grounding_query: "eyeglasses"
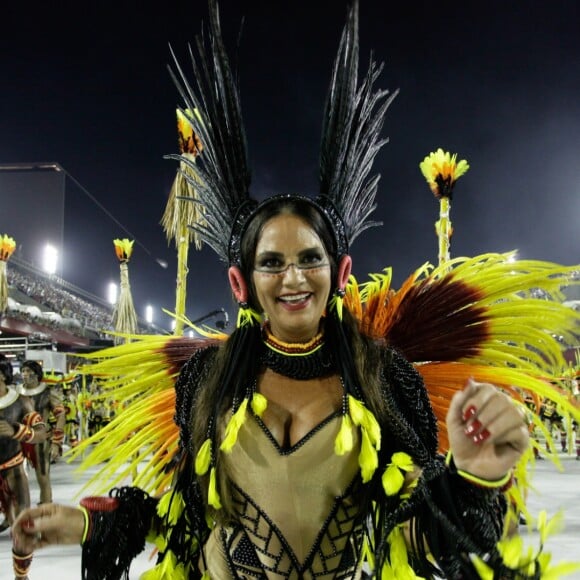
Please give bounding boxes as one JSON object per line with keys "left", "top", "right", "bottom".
{"left": 253, "top": 261, "right": 330, "bottom": 276}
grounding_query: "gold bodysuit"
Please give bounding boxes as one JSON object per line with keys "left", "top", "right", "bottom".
{"left": 204, "top": 413, "right": 363, "bottom": 579}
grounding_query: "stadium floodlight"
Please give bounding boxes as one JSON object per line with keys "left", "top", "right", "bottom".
{"left": 107, "top": 282, "right": 118, "bottom": 305}
{"left": 42, "top": 243, "right": 58, "bottom": 275}
{"left": 145, "top": 304, "right": 154, "bottom": 324}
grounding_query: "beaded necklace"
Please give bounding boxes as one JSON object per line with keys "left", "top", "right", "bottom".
{"left": 260, "top": 325, "right": 336, "bottom": 379}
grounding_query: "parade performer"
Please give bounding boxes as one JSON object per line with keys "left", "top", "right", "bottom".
{"left": 12, "top": 1, "right": 580, "bottom": 578}
{"left": 62, "top": 383, "right": 80, "bottom": 448}
{"left": 0, "top": 358, "right": 47, "bottom": 579}
{"left": 18, "top": 361, "right": 65, "bottom": 504}
{"left": 541, "top": 397, "right": 569, "bottom": 453}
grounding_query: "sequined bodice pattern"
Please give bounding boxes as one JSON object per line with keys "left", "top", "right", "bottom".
{"left": 205, "top": 414, "right": 364, "bottom": 579}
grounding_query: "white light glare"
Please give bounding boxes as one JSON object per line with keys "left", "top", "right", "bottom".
{"left": 145, "top": 304, "right": 154, "bottom": 324}
{"left": 107, "top": 282, "right": 118, "bottom": 305}
{"left": 42, "top": 244, "right": 58, "bottom": 275}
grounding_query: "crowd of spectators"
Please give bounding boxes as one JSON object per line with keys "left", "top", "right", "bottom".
{"left": 6, "top": 268, "right": 115, "bottom": 339}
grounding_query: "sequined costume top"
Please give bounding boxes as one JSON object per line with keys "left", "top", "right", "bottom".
{"left": 204, "top": 410, "right": 363, "bottom": 578}
{"left": 162, "top": 343, "right": 504, "bottom": 579}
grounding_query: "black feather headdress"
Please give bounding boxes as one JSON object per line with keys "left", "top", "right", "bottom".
{"left": 166, "top": 0, "right": 396, "bottom": 266}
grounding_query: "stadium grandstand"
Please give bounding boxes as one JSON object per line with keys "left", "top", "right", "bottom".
{"left": 1, "top": 255, "right": 160, "bottom": 352}
{"left": 1, "top": 255, "right": 229, "bottom": 359}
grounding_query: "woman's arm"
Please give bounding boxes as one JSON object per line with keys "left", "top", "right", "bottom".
{"left": 12, "top": 503, "right": 86, "bottom": 553}
{"left": 13, "top": 487, "right": 159, "bottom": 580}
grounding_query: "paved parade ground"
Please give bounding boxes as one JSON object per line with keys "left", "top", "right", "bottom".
{"left": 1, "top": 452, "right": 580, "bottom": 579}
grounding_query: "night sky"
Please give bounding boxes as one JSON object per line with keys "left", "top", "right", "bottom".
{"left": 1, "top": 1, "right": 579, "bottom": 331}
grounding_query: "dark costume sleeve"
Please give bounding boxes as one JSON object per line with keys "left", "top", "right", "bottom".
{"left": 375, "top": 346, "right": 515, "bottom": 579}
{"left": 380, "top": 347, "right": 439, "bottom": 461}
{"left": 81, "top": 346, "right": 218, "bottom": 580}
{"left": 81, "top": 487, "right": 159, "bottom": 580}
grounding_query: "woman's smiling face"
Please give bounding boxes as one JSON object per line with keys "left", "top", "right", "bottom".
{"left": 252, "top": 213, "right": 331, "bottom": 343}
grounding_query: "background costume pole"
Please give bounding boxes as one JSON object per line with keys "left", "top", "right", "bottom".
{"left": 112, "top": 238, "right": 138, "bottom": 341}
{"left": 161, "top": 108, "right": 204, "bottom": 336}
{"left": 420, "top": 148, "right": 469, "bottom": 268}
{"left": 0, "top": 234, "right": 16, "bottom": 314}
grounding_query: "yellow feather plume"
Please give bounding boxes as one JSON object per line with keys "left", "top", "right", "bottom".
{"left": 359, "top": 428, "right": 379, "bottom": 483}
{"left": 472, "top": 509, "right": 580, "bottom": 578}
{"left": 348, "top": 395, "right": 381, "bottom": 450}
{"left": 382, "top": 452, "right": 415, "bottom": 496}
{"left": 139, "top": 549, "right": 188, "bottom": 580}
{"left": 220, "top": 398, "right": 249, "bottom": 453}
{"left": 195, "top": 438, "right": 212, "bottom": 476}
{"left": 382, "top": 464, "right": 405, "bottom": 497}
{"left": 237, "top": 306, "right": 262, "bottom": 328}
{"left": 334, "top": 413, "right": 354, "bottom": 455}
{"left": 385, "top": 525, "right": 421, "bottom": 579}
{"left": 251, "top": 392, "right": 268, "bottom": 417}
{"left": 157, "top": 490, "right": 186, "bottom": 526}
{"left": 208, "top": 466, "right": 222, "bottom": 509}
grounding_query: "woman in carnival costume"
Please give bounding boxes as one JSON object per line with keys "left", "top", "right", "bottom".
{"left": 12, "top": 1, "right": 580, "bottom": 578}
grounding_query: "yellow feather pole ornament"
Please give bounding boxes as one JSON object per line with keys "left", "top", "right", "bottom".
{"left": 112, "top": 238, "right": 138, "bottom": 340}
{"left": 0, "top": 234, "right": 16, "bottom": 313}
{"left": 0, "top": 261, "right": 8, "bottom": 314}
{"left": 161, "top": 109, "right": 204, "bottom": 249}
{"left": 161, "top": 108, "right": 205, "bottom": 336}
{"left": 420, "top": 148, "right": 469, "bottom": 267}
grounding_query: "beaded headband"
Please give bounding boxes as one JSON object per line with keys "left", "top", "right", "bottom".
{"left": 165, "top": 0, "right": 397, "bottom": 268}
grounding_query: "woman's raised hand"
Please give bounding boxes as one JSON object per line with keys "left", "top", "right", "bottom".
{"left": 446, "top": 378, "right": 529, "bottom": 480}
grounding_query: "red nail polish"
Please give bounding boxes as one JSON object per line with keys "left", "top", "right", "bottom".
{"left": 463, "top": 405, "right": 477, "bottom": 421}
{"left": 472, "top": 429, "right": 491, "bottom": 444}
{"left": 464, "top": 419, "right": 482, "bottom": 436}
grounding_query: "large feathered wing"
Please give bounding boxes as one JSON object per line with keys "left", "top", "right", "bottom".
{"left": 67, "top": 332, "right": 226, "bottom": 496}
{"left": 70, "top": 252, "right": 579, "bottom": 498}
{"left": 345, "top": 252, "right": 580, "bottom": 451}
